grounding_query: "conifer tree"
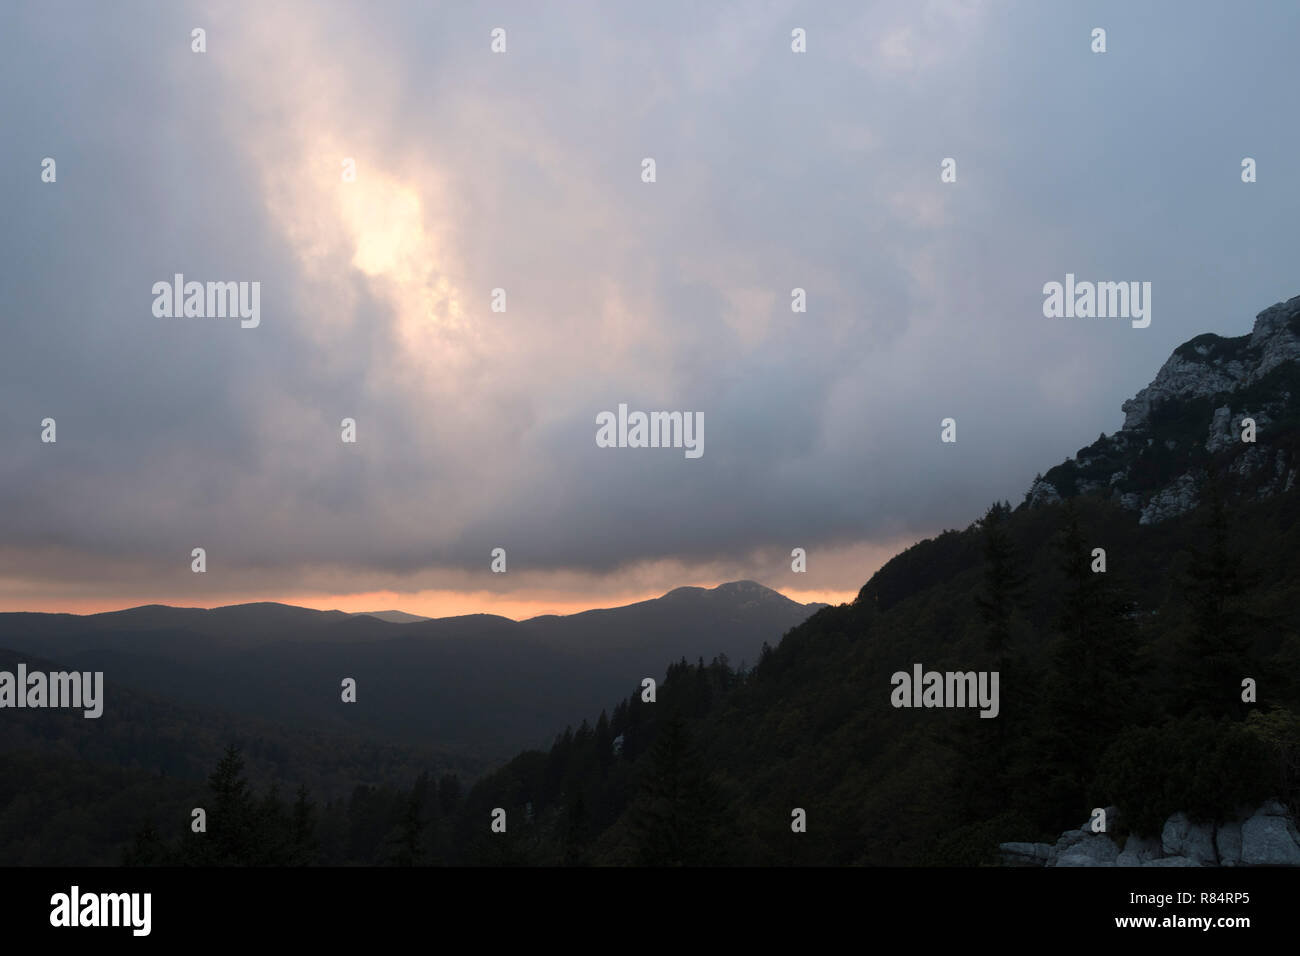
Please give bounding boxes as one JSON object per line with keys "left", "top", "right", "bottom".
{"left": 626, "top": 711, "right": 725, "bottom": 865}
{"left": 123, "top": 819, "right": 167, "bottom": 866}
{"left": 974, "top": 501, "right": 1026, "bottom": 664}
{"left": 594, "top": 711, "right": 613, "bottom": 773}
{"left": 955, "top": 502, "right": 1030, "bottom": 823}
{"left": 563, "top": 793, "right": 589, "bottom": 866}
{"left": 390, "top": 788, "right": 424, "bottom": 866}
{"left": 1179, "top": 475, "right": 1251, "bottom": 719}
{"left": 1041, "top": 501, "right": 1139, "bottom": 805}
{"left": 291, "top": 785, "right": 319, "bottom": 865}
{"left": 206, "top": 746, "right": 255, "bottom": 865}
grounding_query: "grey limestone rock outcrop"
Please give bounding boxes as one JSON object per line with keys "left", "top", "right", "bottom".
{"left": 1240, "top": 800, "right": 1300, "bottom": 866}
{"left": 1139, "top": 472, "right": 1200, "bottom": 526}
{"left": 1161, "top": 812, "right": 1217, "bottom": 865}
{"left": 999, "top": 842, "right": 1057, "bottom": 867}
{"left": 1216, "top": 821, "right": 1243, "bottom": 867}
{"left": 1024, "top": 293, "right": 1300, "bottom": 523}
{"left": 1056, "top": 833, "right": 1120, "bottom": 867}
{"left": 1001, "top": 801, "right": 1300, "bottom": 867}
{"left": 1025, "top": 477, "right": 1062, "bottom": 507}
{"left": 1121, "top": 295, "right": 1300, "bottom": 432}
{"left": 1115, "top": 834, "right": 1163, "bottom": 866}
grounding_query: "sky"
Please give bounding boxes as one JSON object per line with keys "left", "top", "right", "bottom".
{"left": 1, "top": 0, "right": 1298, "bottom": 618}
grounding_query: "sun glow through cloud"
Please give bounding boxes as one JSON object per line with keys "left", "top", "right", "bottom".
{"left": 339, "top": 173, "right": 465, "bottom": 335}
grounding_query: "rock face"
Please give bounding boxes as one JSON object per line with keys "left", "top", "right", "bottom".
{"left": 1024, "top": 293, "right": 1300, "bottom": 523}
{"left": 1000, "top": 801, "right": 1300, "bottom": 867}
{"left": 1000, "top": 842, "right": 1056, "bottom": 867}
{"left": 1116, "top": 834, "right": 1163, "bottom": 867}
{"left": 1161, "top": 812, "right": 1217, "bottom": 864}
{"left": 1139, "top": 472, "right": 1200, "bottom": 526}
{"left": 1216, "top": 821, "right": 1243, "bottom": 867}
{"left": 1024, "top": 477, "right": 1062, "bottom": 508}
{"left": 1057, "top": 833, "right": 1120, "bottom": 867}
{"left": 1240, "top": 801, "right": 1300, "bottom": 866}
{"left": 1121, "top": 296, "right": 1300, "bottom": 431}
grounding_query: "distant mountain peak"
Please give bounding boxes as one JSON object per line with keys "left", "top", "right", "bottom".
{"left": 665, "top": 580, "right": 764, "bottom": 595}
{"left": 714, "top": 579, "right": 769, "bottom": 593}
{"left": 661, "top": 580, "right": 793, "bottom": 604}
{"left": 1026, "top": 292, "right": 1300, "bottom": 524}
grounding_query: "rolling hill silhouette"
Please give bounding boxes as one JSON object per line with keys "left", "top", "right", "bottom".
{"left": 0, "top": 582, "right": 825, "bottom": 759}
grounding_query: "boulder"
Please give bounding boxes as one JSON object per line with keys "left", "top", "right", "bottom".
{"left": 1001, "top": 798, "right": 1300, "bottom": 869}
{"left": 1055, "top": 834, "right": 1119, "bottom": 867}
{"left": 1161, "top": 812, "right": 1218, "bottom": 865}
{"left": 1056, "top": 828, "right": 1089, "bottom": 851}
{"left": 1216, "top": 821, "right": 1243, "bottom": 867}
{"left": 1116, "top": 834, "right": 1163, "bottom": 867}
{"left": 1240, "top": 805, "right": 1300, "bottom": 866}
{"left": 999, "top": 842, "right": 1055, "bottom": 867}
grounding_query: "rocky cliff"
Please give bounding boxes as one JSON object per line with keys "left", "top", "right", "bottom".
{"left": 1026, "top": 293, "right": 1300, "bottom": 524}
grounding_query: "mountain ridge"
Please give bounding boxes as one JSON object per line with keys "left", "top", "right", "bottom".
{"left": 9, "top": 580, "right": 815, "bottom": 630}
{"left": 0, "top": 580, "right": 825, "bottom": 759}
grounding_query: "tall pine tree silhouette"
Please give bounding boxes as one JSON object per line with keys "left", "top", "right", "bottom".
{"left": 626, "top": 711, "right": 725, "bottom": 865}
{"left": 1040, "top": 500, "right": 1139, "bottom": 815}
{"left": 974, "top": 501, "right": 1026, "bottom": 665}
{"left": 1179, "top": 474, "right": 1251, "bottom": 719}
{"left": 954, "top": 502, "right": 1031, "bottom": 824}
{"left": 186, "top": 746, "right": 256, "bottom": 865}
{"left": 291, "top": 785, "right": 319, "bottom": 865}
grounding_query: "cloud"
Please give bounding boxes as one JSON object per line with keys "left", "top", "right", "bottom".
{"left": 2, "top": 1, "right": 1298, "bottom": 612}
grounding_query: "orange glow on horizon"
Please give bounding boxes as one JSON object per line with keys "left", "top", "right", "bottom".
{"left": 0, "top": 585, "right": 859, "bottom": 621}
